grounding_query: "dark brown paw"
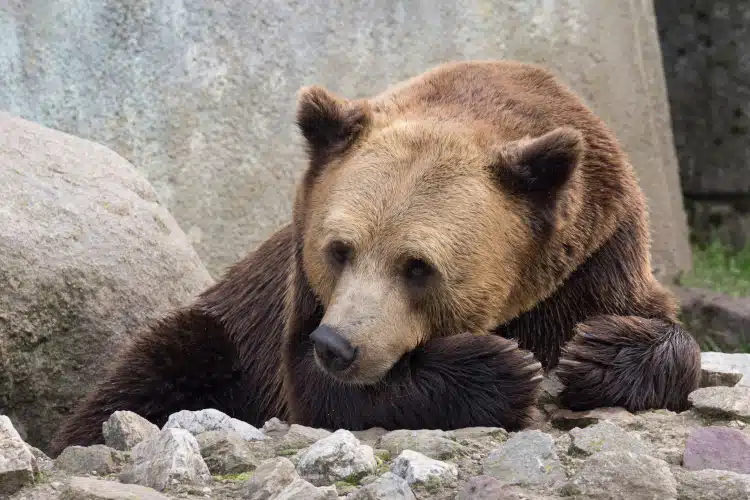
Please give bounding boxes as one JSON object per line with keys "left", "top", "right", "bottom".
{"left": 557, "top": 315, "right": 701, "bottom": 413}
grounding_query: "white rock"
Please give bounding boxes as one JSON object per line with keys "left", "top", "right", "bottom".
{"left": 163, "top": 408, "right": 265, "bottom": 441}
{"left": 296, "top": 429, "right": 377, "bottom": 487}
{"left": 119, "top": 427, "right": 210, "bottom": 491}
{"left": 347, "top": 472, "right": 416, "bottom": 500}
{"left": 390, "top": 449, "right": 458, "bottom": 486}
{"left": 0, "top": 415, "right": 36, "bottom": 496}
{"left": 61, "top": 476, "right": 170, "bottom": 499}
{"left": 702, "top": 352, "right": 750, "bottom": 387}
{"left": 242, "top": 457, "right": 299, "bottom": 500}
{"left": 278, "top": 424, "right": 332, "bottom": 449}
{"left": 102, "top": 411, "right": 160, "bottom": 451}
{"left": 276, "top": 478, "right": 338, "bottom": 500}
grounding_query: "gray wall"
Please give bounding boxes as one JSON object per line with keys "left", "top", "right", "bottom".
{"left": 0, "top": 0, "right": 691, "bottom": 281}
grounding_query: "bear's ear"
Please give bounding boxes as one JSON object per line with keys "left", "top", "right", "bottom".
{"left": 296, "top": 85, "right": 370, "bottom": 163}
{"left": 491, "top": 127, "right": 584, "bottom": 198}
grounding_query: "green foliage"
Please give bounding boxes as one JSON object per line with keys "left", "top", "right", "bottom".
{"left": 680, "top": 240, "right": 750, "bottom": 297}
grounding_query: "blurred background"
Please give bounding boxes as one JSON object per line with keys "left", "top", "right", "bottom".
{"left": 1, "top": 1, "right": 748, "bottom": 450}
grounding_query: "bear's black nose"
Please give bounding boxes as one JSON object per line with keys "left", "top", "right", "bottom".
{"left": 310, "top": 325, "right": 357, "bottom": 372}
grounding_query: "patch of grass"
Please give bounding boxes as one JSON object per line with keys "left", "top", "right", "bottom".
{"left": 679, "top": 240, "right": 750, "bottom": 297}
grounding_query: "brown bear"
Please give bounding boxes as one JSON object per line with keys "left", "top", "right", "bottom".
{"left": 49, "top": 60, "right": 701, "bottom": 456}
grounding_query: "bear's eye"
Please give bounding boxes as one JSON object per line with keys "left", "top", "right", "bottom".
{"left": 404, "top": 258, "right": 434, "bottom": 285}
{"left": 326, "top": 240, "right": 353, "bottom": 267}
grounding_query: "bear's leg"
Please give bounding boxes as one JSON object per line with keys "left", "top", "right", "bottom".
{"left": 556, "top": 315, "right": 701, "bottom": 413}
{"left": 287, "top": 333, "right": 545, "bottom": 431}
{"left": 48, "top": 308, "right": 248, "bottom": 456}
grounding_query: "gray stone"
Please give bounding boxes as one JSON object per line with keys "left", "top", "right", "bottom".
{"left": 60, "top": 476, "right": 170, "bottom": 500}
{"left": 565, "top": 451, "right": 677, "bottom": 499}
{"left": 196, "top": 429, "right": 262, "bottom": 475}
{"left": 683, "top": 426, "right": 750, "bottom": 474}
{"left": 163, "top": 409, "right": 265, "bottom": 441}
{"left": 675, "top": 468, "right": 750, "bottom": 500}
{"left": 350, "top": 428, "right": 389, "bottom": 446}
{"left": 277, "top": 424, "right": 332, "bottom": 450}
{"left": 569, "top": 421, "right": 650, "bottom": 456}
{"left": 674, "top": 288, "right": 750, "bottom": 354}
{"left": 457, "top": 476, "right": 558, "bottom": 500}
{"left": 275, "top": 478, "right": 337, "bottom": 500}
{"left": 0, "top": 0, "right": 690, "bottom": 282}
{"left": 701, "top": 352, "right": 750, "bottom": 387}
{"left": 444, "top": 427, "right": 508, "bottom": 442}
{"left": 296, "top": 429, "right": 377, "bottom": 487}
{"left": 551, "top": 407, "right": 636, "bottom": 431}
{"left": 377, "top": 429, "right": 467, "bottom": 460}
{"left": 119, "top": 427, "right": 210, "bottom": 491}
{"left": 482, "top": 430, "right": 565, "bottom": 487}
{"left": 688, "top": 386, "right": 750, "bottom": 422}
{"left": 0, "top": 415, "right": 36, "bottom": 496}
{"left": 102, "top": 411, "right": 160, "bottom": 451}
{"left": 54, "top": 445, "right": 127, "bottom": 476}
{"left": 389, "top": 450, "right": 458, "bottom": 487}
{"left": 261, "top": 418, "right": 290, "bottom": 437}
{"left": 0, "top": 112, "right": 213, "bottom": 451}
{"left": 347, "top": 472, "right": 415, "bottom": 500}
{"left": 242, "top": 457, "right": 299, "bottom": 500}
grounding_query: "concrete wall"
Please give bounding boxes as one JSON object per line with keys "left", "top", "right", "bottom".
{"left": 0, "top": 0, "right": 691, "bottom": 281}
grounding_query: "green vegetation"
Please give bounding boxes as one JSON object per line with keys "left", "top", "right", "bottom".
{"left": 679, "top": 241, "right": 750, "bottom": 297}
{"left": 212, "top": 471, "right": 254, "bottom": 482}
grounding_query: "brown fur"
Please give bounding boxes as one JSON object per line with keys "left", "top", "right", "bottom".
{"left": 49, "top": 60, "right": 701, "bottom": 457}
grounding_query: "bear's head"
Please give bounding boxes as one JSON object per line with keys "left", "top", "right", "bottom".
{"left": 290, "top": 77, "right": 588, "bottom": 385}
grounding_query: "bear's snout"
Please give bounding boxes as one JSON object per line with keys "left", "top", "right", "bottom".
{"left": 310, "top": 324, "right": 358, "bottom": 373}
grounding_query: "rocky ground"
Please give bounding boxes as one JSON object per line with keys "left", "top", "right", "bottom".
{"left": 2, "top": 352, "right": 750, "bottom": 500}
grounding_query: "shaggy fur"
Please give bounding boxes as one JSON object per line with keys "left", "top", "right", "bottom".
{"left": 49, "top": 60, "right": 701, "bottom": 456}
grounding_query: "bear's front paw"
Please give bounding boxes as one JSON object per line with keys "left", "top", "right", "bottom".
{"left": 556, "top": 315, "right": 701, "bottom": 413}
{"left": 415, "top": 334, "right": 544, "bottom": 430}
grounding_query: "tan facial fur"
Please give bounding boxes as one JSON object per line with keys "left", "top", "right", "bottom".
{"left": 301, "top": 120, "right": 534, "bottom": 383}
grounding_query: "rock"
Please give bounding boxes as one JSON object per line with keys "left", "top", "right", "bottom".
{"left": 550, "top": 407, "right": 636, "bottom": 431}
{"left": 674, "top": 288, "right": 750, "bottom": 353}
{"left": 296, "top": 429, "right": 377, "bottom": 487}
{"left": 262, "top": 418, "right": 290, "bottom": 437}
{"left": 683, "top": 426, "right": 750, "bottom": 474}
{"left": 675, "top": 468, "right": 750, "bottom": 500}
{"left": 569, "top": 421, "right": 650, "bottom": 456}
{"left": 0, "top": 0, "right": 690, "bottom": 282}
{"left": 351, "top": 428, "right": 389, "bottom": 446}
{"left": 457, "top": 476, "right": 558, "bottom": 500}
{"left": 102, "top": 411, "right": 160, "bottom": 451}
{"left": 346, "top": 472, "right": 416, "bottom": 500}
{"left": 163, "top": 409, "right": 265, "bottom": 441}
{"left": 538, "top": 374, "right": 564, "bottom": 406}
{"left": 688, "top": 386, "right": 750, "bottom": 422}
{"left": 242, "top": 457, "right": 299, "bottom": 500}
{"left": 60, "top": 476, "right": 170, "bottom": 500}
{"left": 565, "top": 451, "right": 677, "bottom": 499}
{"left": 277, "top": 424, "right": 332, "bottom": 450}
{"left": 377, "top": 429, "right": 467, "bottom": 460}
{"left": 119, "top": 427, "right": 210, "bottom": 491}
{"left": 390, "top": 450, "right": 458, "bottom": 487}
{"left": 482, "top": 430, "right": 565, "bottom": 486}
{"left": 444, "top": 427, "right": 508, "bottom": 442}
{"left": 0, "top": 415, "right": 36, "bottom": 496}
{"left": 700, "top": 352, "right": 750, "bottom": 387}
{"left": 54, "top": 445, "right": 127, "bottom": 475}
{"left": 0, "top": 112, "right": 213, "bottom": 451}
{"left": 275, "top": 478, "right": 337, "bottom": 500}
{"left": 196, "top": 430, "right": 262, "bottom": 474}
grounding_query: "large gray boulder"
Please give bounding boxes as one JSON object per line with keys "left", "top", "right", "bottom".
{"left": 0, "top": 112, "right": 214, "bottom": 452}
{"left": 0, "top": 0, "right": 690, "bottom": 281}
